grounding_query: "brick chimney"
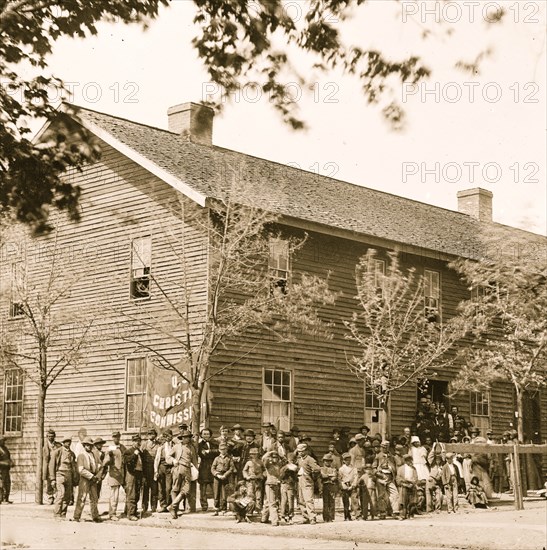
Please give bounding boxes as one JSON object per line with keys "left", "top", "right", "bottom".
{"left": 167, "top": 102, "right": 214, "bottom": 145}
{"left": 457, "top": 188, "right": 493, "bottom": 222}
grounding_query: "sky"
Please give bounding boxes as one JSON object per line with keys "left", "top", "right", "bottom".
{"left": 31, "top": 0, "right": 547, "bottom": 235}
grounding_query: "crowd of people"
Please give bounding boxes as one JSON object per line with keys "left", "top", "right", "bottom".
{"left": 0, "top": 397, "right": 517, "bottom": 525}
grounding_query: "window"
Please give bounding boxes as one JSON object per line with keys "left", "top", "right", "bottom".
{"left": 3, "top": 368, "right": 23, "bottom": 433}
{"left": 126, "top": 358, "right": 147, "bottom": 430}
{"left": 470, "top": 390, "right": 490, "bottom": 434}
{"left": 364, "top": 382, "right": 384, "bottom": 434}
{"left": 9, "top": 262, "right": 24, "bottom": 318}
{"left": 268, "top": 239, "right": 290, "bottom": 294}
{"left": 424, "top": 270, "right": 441, "bottom": 322}
{"left": 130, "top": 236, "right": 151, "bottom": 299}
{"left": 263, "top": 369, "right": 291, "bottom": 431}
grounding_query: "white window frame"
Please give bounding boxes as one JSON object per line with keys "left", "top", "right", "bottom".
{"left": 268, "top": 239, "right": 290, "bottom": 294}
{"left": 470, "top": 390, "right": 491, "bottom": 434}
{"left": 125, "top": 357, "right": 147, "bottom": 431}
{"left": 9, "top": 262, "right": 25, "bottom": 319}
{"left": 424, "top": 269, "right": 441, "bottom": 322}
{"left": 130, "top": 236, "right": 152, "bottom": 300}
{"left": 364, "top": 380, "right": 385, "bottom": 435}
{"left": 3, "top": 368, "right": 24, "bottom": 434}
{"left": 262, "top": 368, "right": 292, "bottom": 431}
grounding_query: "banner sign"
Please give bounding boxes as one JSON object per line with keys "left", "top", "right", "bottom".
{"left": 146, "top": 359, "right": 193, "bottom": 430}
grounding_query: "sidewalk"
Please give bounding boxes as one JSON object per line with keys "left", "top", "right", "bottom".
{"left": 1, "top": 496, "right": 545, "bottom": 550}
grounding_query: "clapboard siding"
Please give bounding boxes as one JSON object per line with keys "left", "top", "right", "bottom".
{"left": 0, "top": 140, "right": 209, "bottom": 484}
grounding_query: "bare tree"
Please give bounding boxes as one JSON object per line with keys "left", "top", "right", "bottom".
{"left": 449, "top": 228, "right": 547, "bottom": 441}
{"left": 116, "top": 180, "right": 336, "bottom": 434}
{"left": 344, "top": 250, "right": 465, "bottom": 437}
{"left": 0, "top": 223, "right": 96, "bottom": 504}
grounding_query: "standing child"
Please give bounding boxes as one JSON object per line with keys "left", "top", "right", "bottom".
{"left": 358, "top": 463, "right": 377, "bottom": 520}
{"left": 228, "top": 480, "right": 254, "bottom": 523}
{"left": 338, "top": 453, "right": 358, "bottom": 521}
{"left": 211, "top": 443, "right": 236, "bottom": 515}
{"left": 242, "top": 447, "right": 265, "bottom": 514}
{"left": 261, "top": 450, "right": 282, "bottom": 526}
{"left": 280, "top": 454, "right": 298, "bottom": 524}
{"left": 319, "top": 453, "right": 338, "bottom": 523}
{"left": 396, "top": 454, "right": 418, "bottom": 520}
{"left": 441, "top": 452, "right": 460, "bottom": 514}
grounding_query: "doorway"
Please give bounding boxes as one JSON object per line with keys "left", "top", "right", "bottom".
{"left": 417, "top": 380, "right": 449, "bottom": 409}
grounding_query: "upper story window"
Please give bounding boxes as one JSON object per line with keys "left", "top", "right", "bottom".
{"left": 424, "top": 269, "right": 441, "bottom": 322}
{"left": 130, "top": 236, "right": 151, "bottom": 300}
{"left": 9, "top": 262, "right": 25, "bottom": 319}
{"left": 3, "top": 368, "right": 24, "bottom": 434}
{"left": 372, "top": 259, "right": 385, "bottom": 297}
{"left": 269, "top": 239, "right": 290, "bottom": 294}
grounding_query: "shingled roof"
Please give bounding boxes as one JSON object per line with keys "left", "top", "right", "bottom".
{"left": 56, "top": 104, "right": 542, "bottom": 260}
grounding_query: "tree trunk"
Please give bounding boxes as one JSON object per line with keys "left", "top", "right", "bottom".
{"left": 380, "top": 394, "right": 391, "bottom": 440}
{"left": 515, "top": 387, "right": 524, "bottom": 442}
{"left": 35, "top": 384, "right": 46, "bottom": 505}
{"left": 191, "top": 384, "right": 204, "bottom": 436}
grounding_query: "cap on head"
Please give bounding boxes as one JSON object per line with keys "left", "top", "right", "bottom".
{"left": 445, "top": 452, "right": 455, "bottom": 459}
{"left": 342, "top": 452, "right": 351, "bottom": 459}
{"left": 403, "top": 453, "right": 413, "bottom": 461}
{"left": 410, "top": 436, "right": 421, "bottom": 444}
{"left": 47, "top": 429, "right": 56, "bottom": 436}
{"left": 94, "top": 437, "right": 106, "bottom": 445}
{"left": 322, "top": 453, "right": 334, "bottom": 462}
{"left": 300, "top": 434, "right": 311, "bottom": 442}
{"left": 61, "top": 436, "right": 72, "bottom": 443}
{"left": 249, "top": 447, "right": 259, "bottom": 455}
{"left": 290, "top": 426, "right": 300, "bottom": 433}
{"left": 111, "top": 431, "right": 121, "bottom": 438}
{"left": 148, "top": 428, "right": 157, "bottom": 436}
{"left": 132, "top": 434, "right": 142, "bottom": 442}
{"left": 163, "top": 429, "right": 173, "bottom": 437}
{"left": 82, "top": 436, "right": 94, "bottom": 446}
{"left": 261, "top": 422, "right": 273, "bottom": 428}
{"left": 179, "top": 430, "right": 192, "bottom": 439}
{"left": 219, "top": 443, "right": 228, "bottom": 450}
{"left": 244, "top": 429, "right": 255, "bottom": 437}
{"left": 360, "top": 425, "right": 370, "bottom": 433}
{"left": 354, "top": 434, "right": 365, "bottom": 441}
{"left": 232, "top": 424, "right": 243, "bottom": 431}
{"left": 296, "top": 443, "right": 307, "bottom": 452}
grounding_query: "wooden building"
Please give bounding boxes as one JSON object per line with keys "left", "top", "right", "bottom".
{"left": 0, "top": 102, "right": 545, "bottom": 488}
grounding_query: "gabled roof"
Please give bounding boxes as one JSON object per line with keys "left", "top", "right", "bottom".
{"left": 51, "top": 103, "right": 544, "bottom": 260}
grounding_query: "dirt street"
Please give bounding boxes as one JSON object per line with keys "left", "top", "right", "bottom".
{"left": 1, "top": 499, "right": 545, "bottom": 550}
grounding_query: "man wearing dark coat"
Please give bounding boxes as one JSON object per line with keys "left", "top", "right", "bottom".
{"left": 43, "top": 429, "right": 61, "bottom": 504}
{"left": 197, "top": 428, "right": 219, "bottom": 511}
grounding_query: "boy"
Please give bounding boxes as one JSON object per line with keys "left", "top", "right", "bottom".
{"left": 262, "top": 450, "right": 282, "bottom": 526}
{"left": 358, "top": 463, "right": 377, "bottom": 520}
{"left": 228, "top": 480, "right": 254, "bottom": 523}
{"left": 242, "top": 447, "right": 265, "bottom": 513}
{"left": 319, "top": 453, "right": 338, "bottom": 522}
{"left": 280, "top": 454, "right": 298, "bottom": 524}
{"left": 338, "top": 452, "right": 358, "bottom": 521}
{"left": 211, "top": 443, "right": 236, "bottom": 515}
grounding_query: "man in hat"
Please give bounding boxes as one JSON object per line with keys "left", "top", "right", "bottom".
{"left": 349, "top": 434, "right": 367, "bottom": 475}
{"left": 211, "top": 442, "right": 236, "bottom": 515}
{"left": 0, "top": 436, "right": 12, "bottom": 504}
{"left": 198, "top": 428, "right": 219, "bottom": 511}
{"left": 296, "top": 443, "right": 320, "bottom": 524}
{"left": 168, "top": 429, "right": 197, "bottom": 519}
{"left": 469, "top": 426, "right": 480, "bottom": 443}
{"left": 258, "top": 422, "right": 275, "bottom": 454}
{"left": 359, "top": 425, "right": 371, "bottom": 440}
{"left": 441, "top": 452, "right": 460, "bottom": 513}
{"left": 50, "top": 436, "right": 77, "bottom": 519}
{"left": 396, "top": 454, "right": 418, "bottom": 520}
{"left": 229, "top": 424, "right": 245, "bottom": 476}
{"left": 450, "top": 406, "right": 469, "bottom": 438}
{"left": 319, "top": 453, "right": 338, "bottom": 522}
{"left": 92, "top": 437, "right": 107, "bottom": 501}
{"left": 123, "top": 434, "right": 144, "bottom": 520}
{"left": 142, "top": 428, "right": 160, "bottom": 514}
{"left": 43, "top": 429, "right": 61, "bottom": 504}
{"left": 331, "top": 428, "right": 348, "bottom": 455}
{"left": 73, "top": 437, "right": 101, "bottom": 522}
{"left": 154, "top": 429, "right": 174, "bottom": 513}
{"left": 104, "top": 430, "right": 125, "bottom": 520}
{"left": 338, "top": 452, "right": 358, "bottom": 520}
{"left": 239, "top": 429, "right": 260, "bottom": 478}
{"left": 286, "top": 426, "right": 300, "bottom": 453}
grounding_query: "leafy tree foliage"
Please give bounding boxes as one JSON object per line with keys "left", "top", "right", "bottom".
{"left": 450, "top": 228, "right": 547, "bottom": 441}
{"left": 344, "top": 249, "right": 465, "bottom": 436}
{"left": 0, "top": 0, "right": 505, "bottom": 232}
